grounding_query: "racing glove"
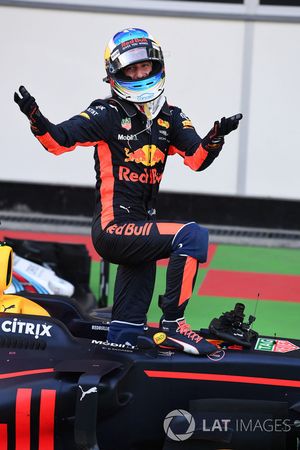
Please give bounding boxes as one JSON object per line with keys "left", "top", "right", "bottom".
{"left": 201, "top": 113, "right": 243, "bottom": 151}
{"left": 14, "top": 86, "right": 48, "bottom": 135}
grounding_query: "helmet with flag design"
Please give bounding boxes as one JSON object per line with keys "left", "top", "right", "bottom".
{"left": 104, "top": 28, "right": 165, "bottom": 104}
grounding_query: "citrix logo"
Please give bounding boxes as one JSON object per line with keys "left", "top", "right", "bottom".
{"left": 1, "top": 319, "right": 52, "bottom": 339}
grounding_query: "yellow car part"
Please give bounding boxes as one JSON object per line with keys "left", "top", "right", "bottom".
{"left": 0, "top": 243, "right": 50, "bottom": 317}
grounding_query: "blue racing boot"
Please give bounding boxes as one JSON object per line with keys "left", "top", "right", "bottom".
{"left": 159, "top": 317, "right": 217, "bottom": 355}
{"left": 107, "top": 320, "right": 145, "bottom": 346}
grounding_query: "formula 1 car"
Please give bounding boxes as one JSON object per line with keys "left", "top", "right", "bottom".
{"left": 0, "top": 242, "right": 300, "bottom": 450}
{"left": 3, "top": 237, "right": 97, "bottom": 309}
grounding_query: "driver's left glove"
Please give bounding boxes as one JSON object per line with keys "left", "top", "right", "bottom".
{"left": 201, "top": 113, "right": 243, "bottom": 151}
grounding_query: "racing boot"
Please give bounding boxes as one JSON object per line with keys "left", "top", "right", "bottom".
{"left": 158, "top": 317, "right": 217, "bottom": 355}
{"left": 107, "top": 321, "right": 145, "bottom": 347}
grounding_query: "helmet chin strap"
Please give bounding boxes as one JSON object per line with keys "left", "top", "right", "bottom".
{"left": 134, "top": 95, "right": 166, "bottom": 120}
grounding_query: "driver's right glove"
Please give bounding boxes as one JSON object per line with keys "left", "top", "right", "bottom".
{"left": 14, "top": 86, "right": 47, "bottom": 134}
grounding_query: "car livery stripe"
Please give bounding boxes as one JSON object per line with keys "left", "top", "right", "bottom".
{"left": 16, "top": 388, "right": 31, "bottom": 450}
{"left": 39, "top": 389, "right": 56, "bottom": 450}
{"left": 0, "top": 424, "right": 7, "bottom": 450}
{"left": 0, "top": 368, "right": 54, "bottom": 380}
{"left": 144, "top": 370, "right": 300, "bottom": 388}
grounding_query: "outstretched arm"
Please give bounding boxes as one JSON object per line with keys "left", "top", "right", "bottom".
{"left": 169, "top": 108, "right": 243, "bottom": 171}
{"left": 14, "top": 86, "right": 110, "bottom": 155}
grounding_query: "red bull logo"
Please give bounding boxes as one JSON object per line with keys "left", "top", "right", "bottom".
{"left": 157, "top": 118, "right": 170, "bottom": 129}
{"left": 124, "top": 145, "right": 165, "bottom": 167}
{"left": 121, "top": 37, "right": 148, "bottom": 48}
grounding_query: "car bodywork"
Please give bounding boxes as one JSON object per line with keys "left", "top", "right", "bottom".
{"left": 0, "top": 243, "right": 300, "bottom": 450}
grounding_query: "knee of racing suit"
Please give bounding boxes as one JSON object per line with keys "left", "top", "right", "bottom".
{"left": 171, "top": 222, "right": 209, "bottom": 263}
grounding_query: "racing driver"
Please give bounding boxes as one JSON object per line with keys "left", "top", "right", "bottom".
{"left": 14, "top": 27, "right": 242, "bottom": 356}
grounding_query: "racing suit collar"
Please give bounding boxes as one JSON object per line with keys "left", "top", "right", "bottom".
{"left": 161, "top": 101, "right": 171, "bottom": 116}
{"left": 109, "top": 97, "right": 137, "bottom": 117}
{"left": 134, "top": 95, "right": 167, "bottom": 120}
{"left": 109, "top": 96, "right": 171, "bottom": 118}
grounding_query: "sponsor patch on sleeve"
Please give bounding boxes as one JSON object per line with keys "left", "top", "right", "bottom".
{"left": 80, "top": 112, "right": 90, "bottom": 120}
{"left": 182, "top": 119, "right": 194, "bottom": 129}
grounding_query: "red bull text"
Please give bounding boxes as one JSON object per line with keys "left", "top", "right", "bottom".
{"left": 106, "top": 223, "right": 153, "bottom": 236}
{"left": 119, "top": 166, "right": 162, "bottom": 184}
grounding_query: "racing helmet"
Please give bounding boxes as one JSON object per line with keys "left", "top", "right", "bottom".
{"left": 104, "top": 28, "right": 165, "bottom": 103}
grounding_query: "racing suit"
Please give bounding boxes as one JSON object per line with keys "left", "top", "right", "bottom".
{"left": 31, "top": 96, "right": 222, "bottom": 324}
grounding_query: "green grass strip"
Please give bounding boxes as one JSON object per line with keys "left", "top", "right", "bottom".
{"left": 89, "top": 260, "right": 100, "bottom": 300}
{"left": 210, "top": 244, "right": 300, "bottom": 274}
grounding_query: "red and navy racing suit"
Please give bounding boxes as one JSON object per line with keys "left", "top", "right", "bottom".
{"left": 32, "top": 97, "right": 222, "bottom": 324}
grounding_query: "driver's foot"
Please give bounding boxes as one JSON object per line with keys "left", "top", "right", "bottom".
{"left": 159, "top": 317, "right": 217, "bottom": 355}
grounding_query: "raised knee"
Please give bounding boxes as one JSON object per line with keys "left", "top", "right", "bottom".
{"left": 171, "top": 222, "right": 209, "bottom": 262}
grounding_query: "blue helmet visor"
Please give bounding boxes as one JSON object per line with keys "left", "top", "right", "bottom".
{"left": 109, "top": 47, "right": 163, "bottom": 75}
